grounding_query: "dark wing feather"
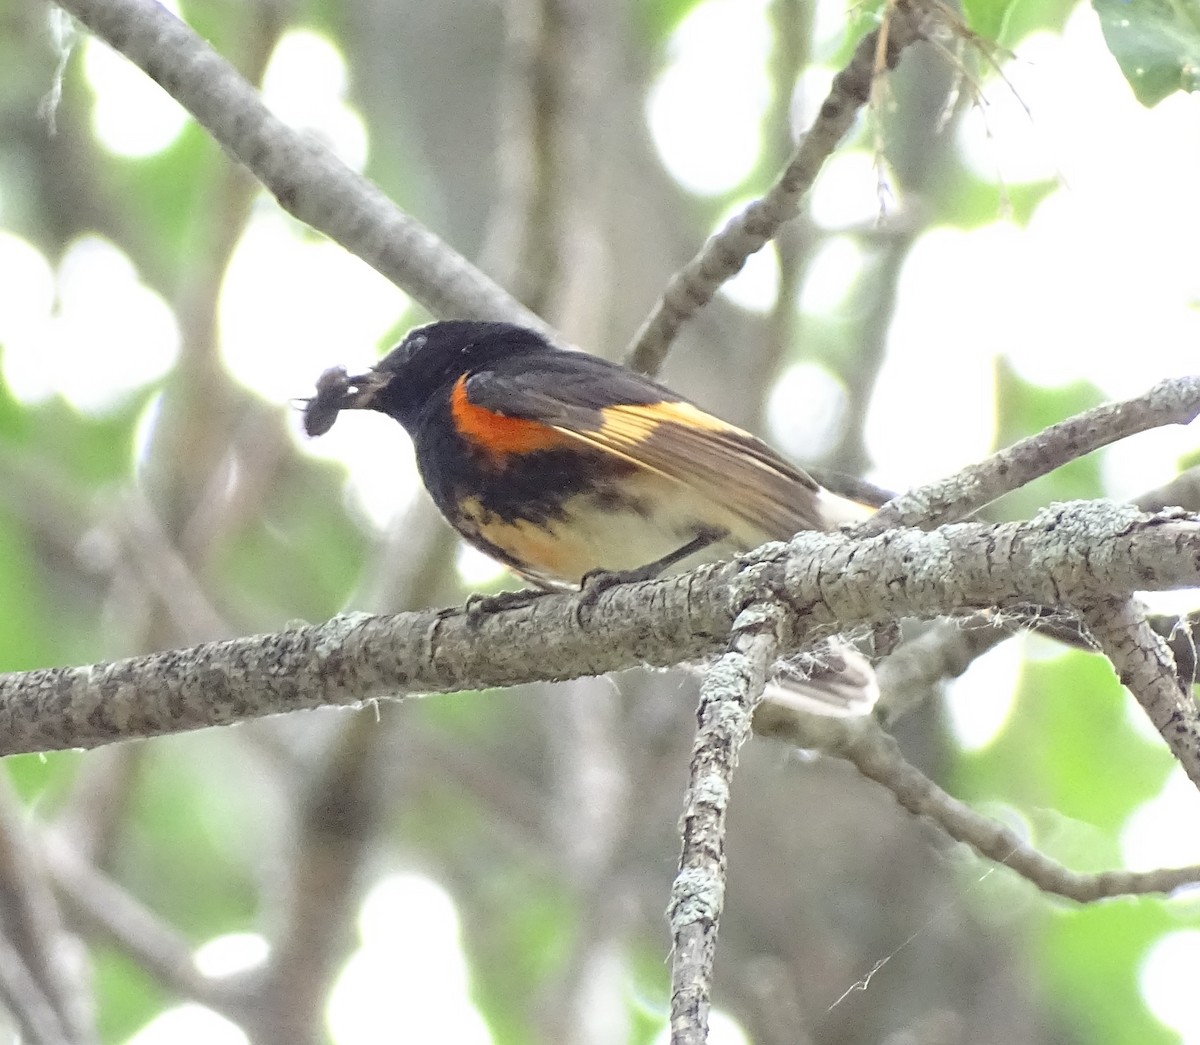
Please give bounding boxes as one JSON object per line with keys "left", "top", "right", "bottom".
{"left": 463, "top": 355, "right": 839, "bottom": 539}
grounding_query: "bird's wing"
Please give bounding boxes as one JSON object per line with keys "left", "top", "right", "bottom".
{"left": 461, "top": 358, "right": 864, "bottom": 539}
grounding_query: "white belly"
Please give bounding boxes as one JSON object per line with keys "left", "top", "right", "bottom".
{"left": 469, "top": 474, "right": 777, "bottom": 588}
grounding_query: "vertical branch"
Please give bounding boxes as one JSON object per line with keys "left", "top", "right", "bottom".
{"left": 251, "top": 714, "right": 386, "bottom": 1045}
{"left": 751, "top": 0, "right": 815, "bottom": 430}
{"left": 1082, "top": 598, "right": 1200, "bottom": 787}
{"left": 142, "top": 0, "right": 290, "bottom": 552}
{"left": 669, "top": 602, "right": 783, "bottom": 1044}
{"left": 482, "top": 0, "right": 617, "bottom": 341}
{"left": 0, "top": 934, "right": 74, "bottom": 1045}
{"left": 0, "top": 778, "right": 94, "bottom": 1045}
{"left": 487, "top": 3, "right": 636, "bottom": 1036}
{"left": 541, "top": 675, "right": 633, "bottom": 1045}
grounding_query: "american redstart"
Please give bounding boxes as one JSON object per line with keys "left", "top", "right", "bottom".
{"left": 304, "top": 320, "right": 879, "bottom": 715}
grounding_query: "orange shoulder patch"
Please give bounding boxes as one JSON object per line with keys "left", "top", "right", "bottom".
{"left": 450, "top": 374, "right": 569, "bottom": 459}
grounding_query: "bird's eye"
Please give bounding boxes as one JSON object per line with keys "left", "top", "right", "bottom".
{"left": 377, "top": 333, "right": 424, "bottom": 374}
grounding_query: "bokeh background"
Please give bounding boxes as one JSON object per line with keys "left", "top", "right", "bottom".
{"left": 1, "top": 0, "right": 1199, "bottom": 1042}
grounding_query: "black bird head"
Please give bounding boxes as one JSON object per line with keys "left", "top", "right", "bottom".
{"left": 302, "top": 321, "right": 551, "bottom": 436}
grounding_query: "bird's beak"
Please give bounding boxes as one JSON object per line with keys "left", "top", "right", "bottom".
{"left": 339, "top": 368, "right": 390, "bottom": 409}
{"left": 302, "top": 366, "right": 390, "bottom": 437}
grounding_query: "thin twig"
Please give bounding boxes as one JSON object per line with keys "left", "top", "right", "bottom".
{"left": 860, "top": 375, "right": 1200, "bottom": 534}
{"left": 624, "top": 0, "right": 928, "bottom": 375}
{"left": 862, "top": 605, "right": 1196, "bottom": 726}
{"left": 669, "top": 601, "right": 783, "bottom": 1045}
{"left": 44, "top": 834, "right": 250, "bottom": 1019}
{"left": 814, "top": 715, "right": 1200, "bottom": 901}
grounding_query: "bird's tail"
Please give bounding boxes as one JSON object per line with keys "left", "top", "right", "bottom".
{"left": 761, "top": 639, "right": 879, "bottom": 717}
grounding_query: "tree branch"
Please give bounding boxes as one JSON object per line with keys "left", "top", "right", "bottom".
{"left": 0, "top": 933, "right": 74, "bottom": 1045}
{"left": 2, "top": 502, "right": 1197, "bottom": 752}
{"left": 53, "top": 0, "right": 549, "bottom": 333}
{"left": 44, "top": 834, "right": 251, "bottom": 1021}
{"left": 669, "top": 602, "right": 782, "bottom": 1045}
{"left": 624, "top": 0, "right": 928, "bottom": 375}
{"left": 861, "top": 375, "right": 1200, "bottom": 534}
{"left": 754, "top": 708, "right": 1200, "bottom": 901}
{"left": 0, "top": 780, "right": 93, "bottom": 1045}
{"left": 1081, "top": 598, "right": 1200, "bottom": 779}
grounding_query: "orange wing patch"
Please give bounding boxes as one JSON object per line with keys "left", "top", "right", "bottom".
{"left": 552, "top": 399, "right": 844, "bottom": 538}
{"left": 594, "top": 400, "right": 734, "bottom": 448}
{"left": 450, "top": 375, "right": 570, "bottom": 461}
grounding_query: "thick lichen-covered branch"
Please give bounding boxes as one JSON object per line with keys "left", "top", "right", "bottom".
{"left": 2, "top": 502, "right": 1198, "bottom": 758}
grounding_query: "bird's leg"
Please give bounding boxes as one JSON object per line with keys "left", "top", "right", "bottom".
{"left": 464, "top": 583, "right": 557, "bottom": 625}
{"left": 574, "top": 526, "right": 727, "bottom": 623}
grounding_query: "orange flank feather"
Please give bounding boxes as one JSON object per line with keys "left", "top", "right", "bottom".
{"left": 450, "top": 374, "right": 570, "bottom": 460}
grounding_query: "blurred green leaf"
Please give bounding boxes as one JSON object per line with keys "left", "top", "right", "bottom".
{"left": 999, "top": 0, "right": 1082, "bottom": 41}
{"left": 419, "top": 685, "right": 513, "bottom": 744}
{"left": 629, "top": 943, "right": 672, "bottom": 1045}
{"left": 0, "top": 512, "right": 58, "bottom": 672}
{"left": 3, "top": 751, "right": 82, "bottom": 808}
{"left": 937, "top": 170, "right": 1057, "bottom": 229}
{"left": 220, "top": 457, "right": 367, "bottom": 622}
{"left": 958, "top": 645, "right": 1183, "bottom": 1045}
{"left": 635, "top": 0, "right": 713, "bottom": 45}
{"left": 122, "top": 738, "right": 263, "bottom": 937}
{"left": 1040, "top": 900, "right": 1180, "bottom": 1045}
{"left": 963, "top": 0, "right": 1018, "bottom": 42}
{"left": 958, "top": 650, "right": 1172, "bottom": 836}
{"left": 468, "top": 884, "right": 576, "bottom": 1045}
{"left": 1095, "top": 0, "right": 1200, "bottom": 106}
{"left": 101, "top": 124, "right": 221, "bottom": 289}
{"left": 1178, "top": 446, "right": 1200, "bottom": 471}
{"left": 0, "top": 362, "right": 25, "bottom": 438}
{"left": 93, "top": 948, "right": 167, "bottom": 1045}
{"left": 18, "top": 395, "right": 148, "bottom": 488}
